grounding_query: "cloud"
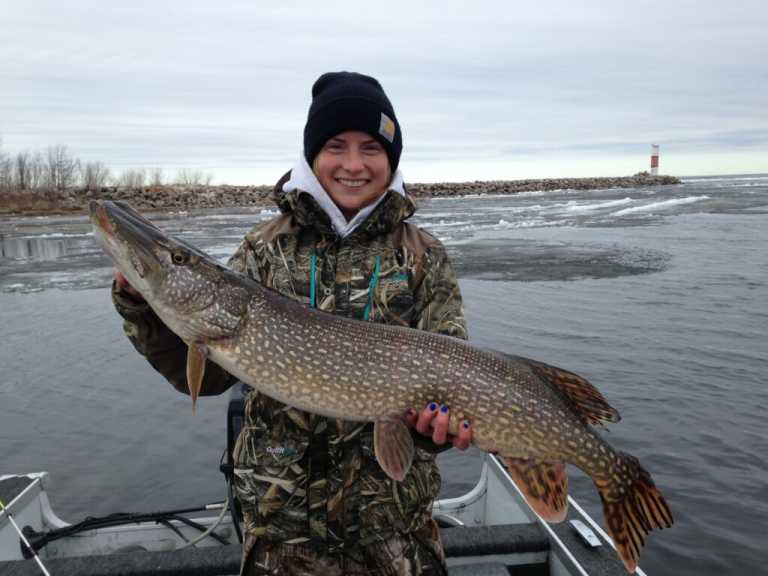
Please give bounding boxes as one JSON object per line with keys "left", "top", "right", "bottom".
{"left": 2, "top": 0, "right": 767, "bottom": 181}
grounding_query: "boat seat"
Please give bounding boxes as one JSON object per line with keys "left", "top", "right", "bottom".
{"left": 0, "top": 544, "right": 242, "bottom": 576}
{"left": 441, "top": 523, "right": 549, "bottom": 557}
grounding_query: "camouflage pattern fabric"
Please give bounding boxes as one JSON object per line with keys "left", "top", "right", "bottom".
{"left": 241, "top": 518, "right": 446, "bottom": 575}
{"left": 112, "top": 173, "right": 467, "bottom": 575}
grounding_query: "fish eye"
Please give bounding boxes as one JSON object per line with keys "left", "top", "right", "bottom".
{"left": 171, "top": 251, "right": 188, "bottom": 265}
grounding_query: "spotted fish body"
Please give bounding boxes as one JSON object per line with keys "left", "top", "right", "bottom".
{"left": 91, "top": 200, "right": 672, "bottom": 573}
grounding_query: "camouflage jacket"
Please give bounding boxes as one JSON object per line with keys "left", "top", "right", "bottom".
{"left": 112, "top": 173, "right": 467, "bottom": 560}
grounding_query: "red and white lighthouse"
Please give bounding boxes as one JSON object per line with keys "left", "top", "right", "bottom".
{"left": 650, "top": 144, "right": 660, "bottom": 176}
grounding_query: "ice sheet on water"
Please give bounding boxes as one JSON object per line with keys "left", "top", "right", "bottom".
{"left": 206, "top": 243, "right": 244, "bottom": 263}
{"left": 424, "top": 220, "right": 474, "bottom": 228}
{"left": 563, "top": 198, "right": 634, "bottom": 212}
{"left": 0, "top": 267, "right": 113, "bottom": 293}
{"left": 682, "top": 175, "right": 768, "bottom": 182}
{"left": 448, "top": 238, "right": 669, "bottom": 282}
{"left": 19, "top": 231, "right": 95, "bottom": 239}
{"left": 613, "top": 195, "right": 709, "bottom": 216}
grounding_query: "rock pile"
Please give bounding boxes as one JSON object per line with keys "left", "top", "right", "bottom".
{"left": 407, "top": 174, "right": 680, "bottom": 197}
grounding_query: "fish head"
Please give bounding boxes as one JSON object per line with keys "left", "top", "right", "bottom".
{"left": 90, "top": 200, "right": 250, "bottom": 342}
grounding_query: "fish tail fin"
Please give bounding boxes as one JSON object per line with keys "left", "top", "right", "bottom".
{"left": 596, "top": 452, "right": 673, "bottom": 573}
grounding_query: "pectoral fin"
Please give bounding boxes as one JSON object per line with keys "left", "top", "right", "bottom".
{"left": 374, "top": 416, "right": 415, "bottom": 482}
{"left": 504, "top": 457, "right": 569, "bottom": 522}
{"left": 186, "top": 343, "right": 208, "bottom": 413}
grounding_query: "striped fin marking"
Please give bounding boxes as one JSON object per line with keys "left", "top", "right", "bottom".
{"left": 504, "top": 458, "right": 569, "bottom": 522}
{"left": 599, "top": 453, "right": 674, "bottom": 573}
{"left": 524, "top": 358, "right": 621, "bottom": 425}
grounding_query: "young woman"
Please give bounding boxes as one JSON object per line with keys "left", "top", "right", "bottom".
{"left": 113, "top": 71, "right": 470, "bottom": 575}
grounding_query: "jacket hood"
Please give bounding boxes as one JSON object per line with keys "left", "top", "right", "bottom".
{"left": 272, "top": 155, "right": 416, "bottom": 240}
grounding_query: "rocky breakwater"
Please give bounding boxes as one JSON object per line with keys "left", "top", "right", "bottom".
{"left": 0, "top": 174, "right": 680, "bottom": 215}
{"left": 84, "top": 184, "right": 276, "bottom": 211}
{"left": 0, "top": 184, "right": 275, "bottom": 215}
{"left": 407, "top": 174, "right": 680, "bottom": 198}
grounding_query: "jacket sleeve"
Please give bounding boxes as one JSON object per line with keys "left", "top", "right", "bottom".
{"left": 111, "top": 237, "right": 255, "bottom": 397}
{"left": 410, "top": 243, "right": 468, "bottom": 453}
{"left": 413, "top": 244, "right": 468, "bottom": 341}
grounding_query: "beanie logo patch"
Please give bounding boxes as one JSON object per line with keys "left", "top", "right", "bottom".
{"left": 379, "top": 113, "right": 396, "bottom": 143}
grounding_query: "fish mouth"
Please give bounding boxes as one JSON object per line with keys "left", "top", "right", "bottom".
{"left": 89, "top": 200, "right": 168, "bottom": 283}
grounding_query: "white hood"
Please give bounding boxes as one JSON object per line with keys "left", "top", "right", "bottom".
{"left": 282, "top": 155, "right": 406, "bottom": 238}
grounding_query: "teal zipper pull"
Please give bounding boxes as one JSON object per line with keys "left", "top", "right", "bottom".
{"left": 363, "top": 255, "right": 381, "bottom": 321}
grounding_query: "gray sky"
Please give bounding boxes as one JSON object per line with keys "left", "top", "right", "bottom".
{"left": 2, "top": 0, "right": 767, "bottom": 184}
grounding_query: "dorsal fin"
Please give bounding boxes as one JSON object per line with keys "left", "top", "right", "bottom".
{"left": 522, "top": 357, "right": 620, "bottom": 425}
{"left": 490, "top": 351, "right": 621, "bottom": 425}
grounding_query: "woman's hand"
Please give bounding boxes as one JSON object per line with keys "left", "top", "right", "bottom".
{"left": 406, "top": 403, "right": 472, "bottom": 450}
{"left": 114, "top": 268, "right": 145, "bottom": 302}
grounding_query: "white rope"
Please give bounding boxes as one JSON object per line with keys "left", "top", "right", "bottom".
{"left": 177, "top": 496, "right": 230, "bottom": 550}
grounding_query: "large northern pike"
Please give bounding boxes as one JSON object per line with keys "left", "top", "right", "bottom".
{"left": 91, "top": 200, "right": 672, "bottom": 572}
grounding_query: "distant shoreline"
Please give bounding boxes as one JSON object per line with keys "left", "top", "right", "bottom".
{"left": 0, "top": 174, "right": 680, "bottom": 216}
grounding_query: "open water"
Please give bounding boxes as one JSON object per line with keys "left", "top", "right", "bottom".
{"left": 1, "top": 175, "right": 767, "bottom": 575}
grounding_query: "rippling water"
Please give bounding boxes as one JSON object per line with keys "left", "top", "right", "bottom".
{"left": 2, "top": 175, "right": 767, "bottom": 575}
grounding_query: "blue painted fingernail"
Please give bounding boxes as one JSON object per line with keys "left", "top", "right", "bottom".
{"left": 440, "top": 405, "right": 449, "bottom": 413}
{"left": 429, "top": 403, "right": 437, "bottom": 411}
{"left": 463, "top": 421, "right": 470, "bottom": 429}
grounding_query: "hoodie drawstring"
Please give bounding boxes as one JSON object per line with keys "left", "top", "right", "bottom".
{"left": 309, "top": 252, "right": 317, "bottom": 308}
{"left": 363, "top": 256, "right": 381, "bottom": 321}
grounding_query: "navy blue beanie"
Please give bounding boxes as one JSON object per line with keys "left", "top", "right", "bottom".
{"left": 303, "top": 71, "right": 402, "bottom": 172}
